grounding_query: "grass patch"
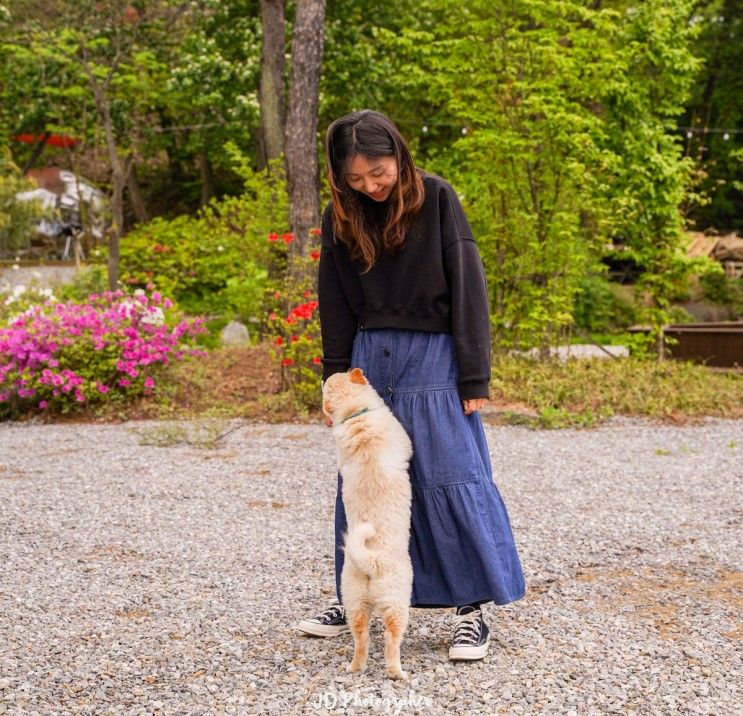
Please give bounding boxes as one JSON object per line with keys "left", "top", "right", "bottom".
{"left": 34, "top": 346, "right": 743, "bottom": 429}
{"left": 490, "top": 355, "right": 743, "bottom": 428}
{"left": 130, "top": 417, "right": 241, "bottom": 449}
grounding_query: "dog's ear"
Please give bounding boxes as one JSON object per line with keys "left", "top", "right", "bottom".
{"left": 349, "top": 368, "right": 367, "bottom": 385}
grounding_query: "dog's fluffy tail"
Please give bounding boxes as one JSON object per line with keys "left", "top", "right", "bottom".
{"left": 344, "top": 522, "right": 380, "bottom": 577}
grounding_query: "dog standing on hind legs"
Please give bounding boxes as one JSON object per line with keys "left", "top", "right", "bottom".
{"left": 322, "top": 368, "right": 414, "bottom": 680}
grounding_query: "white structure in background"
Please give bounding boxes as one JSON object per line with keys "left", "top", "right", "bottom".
{"left": 15, "top": 168, "right": 107, "bottom": 259}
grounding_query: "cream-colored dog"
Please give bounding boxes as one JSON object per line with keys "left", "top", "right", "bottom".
{"left": 322, "top": 368, "right": 413, "bottom": 680}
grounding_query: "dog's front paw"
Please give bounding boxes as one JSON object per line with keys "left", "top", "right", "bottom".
{"left": 346, "top": 661, "right": 367, "bottom": 674}
{"left": 386, "top": 667, "right": 408, "bottom": 681}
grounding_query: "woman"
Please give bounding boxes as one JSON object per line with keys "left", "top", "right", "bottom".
{"left": 298, "top": 109, "right": 525, "bottom": 661}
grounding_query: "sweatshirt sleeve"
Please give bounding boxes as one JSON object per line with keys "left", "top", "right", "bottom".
{"left": 440, "top": 187, "right": 492, "bottom": 400}
{"left": 318, "top": 214, "right": 358, "bottom": 382}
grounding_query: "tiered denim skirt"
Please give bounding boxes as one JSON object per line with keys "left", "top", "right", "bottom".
{"left": 334, "top": 327, "right": 525, "bottom": 608}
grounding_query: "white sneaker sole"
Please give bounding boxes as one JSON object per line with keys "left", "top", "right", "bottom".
{"left": 448, "top": 635, "right": 490, "bottom": 661}
{"left": 297, "top": 620, "right": 350, "bottom": 637}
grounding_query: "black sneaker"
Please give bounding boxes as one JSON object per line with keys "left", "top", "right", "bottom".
{"left": 297, "top": 601, "right": 350, "bottom": 637}
{"left": 448, "top": 605, "right": 490, "bottom": 660}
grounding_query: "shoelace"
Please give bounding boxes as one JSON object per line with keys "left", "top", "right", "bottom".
{"left": 453, "top": 611, "right": 482, "bottom": 645}
{"left": 318, "top": 603, "right": 345, "bottom": 623}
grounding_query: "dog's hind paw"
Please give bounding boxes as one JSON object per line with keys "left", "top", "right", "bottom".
{"left": 386, "top": 667, "right": 408, "bottom": 681}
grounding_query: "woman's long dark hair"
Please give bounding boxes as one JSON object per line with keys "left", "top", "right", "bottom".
{"left": 325, "top": 110, "right": 425, "bottom": 272}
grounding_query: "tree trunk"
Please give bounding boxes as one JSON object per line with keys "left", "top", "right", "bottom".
{"left": 21, "top": 131, "right": 51, "bottom": 174}
{"left": 196, "top": 152, "right": 217, "bottom": 207}
{"left": 285, "top": 0, "right": 326, "bottom": 261}
{"left": 259, "top": 0, "right": 286, "bottom": 170}
{"left": 90, "top": 84, "right": 127, "bottom": 291}
{"left": 126, "top": 162, "right": 150, "bottom": 223}
{"left": 108, "top": 175, "right": 124, "bottom": 290}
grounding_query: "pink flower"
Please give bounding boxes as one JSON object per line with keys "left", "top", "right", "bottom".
{"left": 38, "top": 400, "right": 48, "bottom": 409}
{"left": 96, "top": 383, "right": 110, "bottom": 394}
{"left": 144, "top": 376, "right": 155, "bottom": 389}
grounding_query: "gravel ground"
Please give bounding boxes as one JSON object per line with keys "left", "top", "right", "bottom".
{"left": 0, "top": 417, "right": 741, "bottom": 716}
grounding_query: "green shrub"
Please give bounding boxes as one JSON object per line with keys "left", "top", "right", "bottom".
{"left": 700, "top": 264, "right": 743, "bottom": 317}
{"left": 58, "top": 264, "right": 108, "bottom": 302}
{"left": 110, "top": 153, "right": 289, "bottom": 329}
{"left": 573, "top": 275, "right": 638, "bottom": 333}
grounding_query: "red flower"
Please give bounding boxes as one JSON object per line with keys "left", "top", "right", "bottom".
{"left": 281, "top": 358, "right": 294, "bottom": 366}
{"left": 274, "top": 291, "right": 281, "bottom": 299}
{"left": 152, "top": 243, "right": 170, "bottom": 253}
{"left": 310, "top": 250, "right": 320, "bottom": 261}
{"left": 310, "top": 227, "right": 322, "bottom": 236}
{"left": 286, "top": 316, "right": 296, "bottom": 324}
{"left": 269, "top": 312, "right": 277, "bottom": 320}
{"left": 275, "top": 336, "right": 284, "bottom": 346}
{"left": 282, "top": 232, "right": 295, "bottom": 245}
{"left": 268, "top": 232, "right": 279, "bottom": 242}
{"left": 291, "top": 335, "right": 299, "bottom": 342}
{"left": 312, "top": 357, "right": 322, "bottom": 364}
{"left": 304, "top": 290, "right": 311, "bottom": 298}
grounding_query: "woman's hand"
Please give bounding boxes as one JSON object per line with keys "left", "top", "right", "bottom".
{"left": 462, "top": 398, "right": 487, "bottom": 415}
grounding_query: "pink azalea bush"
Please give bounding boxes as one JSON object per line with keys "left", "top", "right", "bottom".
{"left": 0, "top": 290, "right": 205, "bottom": 419}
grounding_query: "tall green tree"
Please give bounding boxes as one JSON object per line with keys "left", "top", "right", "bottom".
{"left": 381, "top": 0, "right": 615, "bottom": 349}
{"left": 681, "top": 0, "right": 743, "bottom": 232}
{"left": 599, "top": 0, "right": 701, "bottom": 355}
{"left": 377, "top": 0, "right": 701, "bottom": 354}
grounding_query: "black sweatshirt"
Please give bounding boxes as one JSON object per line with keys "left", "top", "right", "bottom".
{"left": 318, "top": 171, "right": 491, "bottom": 400}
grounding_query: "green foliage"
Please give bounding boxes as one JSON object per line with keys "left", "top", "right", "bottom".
{"left": 4, "top": 0, "right": 737, "bottom": 381}
{"left": 162, "top": 1, "right": 262, "bottom": 173}
{"left": 596, "top": 0, "right": 701, "bottom": 352}
{"left": 573, "top": 275, "right": 638, "bottom": 334}
{"left": 57, "top": 264, "right": 109, "bottom": 302}
{"left": 116, "top": 154, "right": 289, "bottom": 325}
{"left": 699, "top": 263, "right": 743, "bottom": 316}
{"left": 682, "top": 1, "right": 743, "bottom": 232}
{"left": 116, "top": 214, "right": 267, "bottom": 321}
{"left": 385, "top": 0, "right": 619, "bottom": 349}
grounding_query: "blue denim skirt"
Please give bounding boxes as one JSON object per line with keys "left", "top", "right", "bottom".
{"left": 334, "top": 327, "right": 526, "bottom": 608}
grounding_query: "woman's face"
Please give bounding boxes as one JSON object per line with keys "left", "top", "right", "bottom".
{"left": 345, "top": 154, "right": 398, "bottom": 202}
